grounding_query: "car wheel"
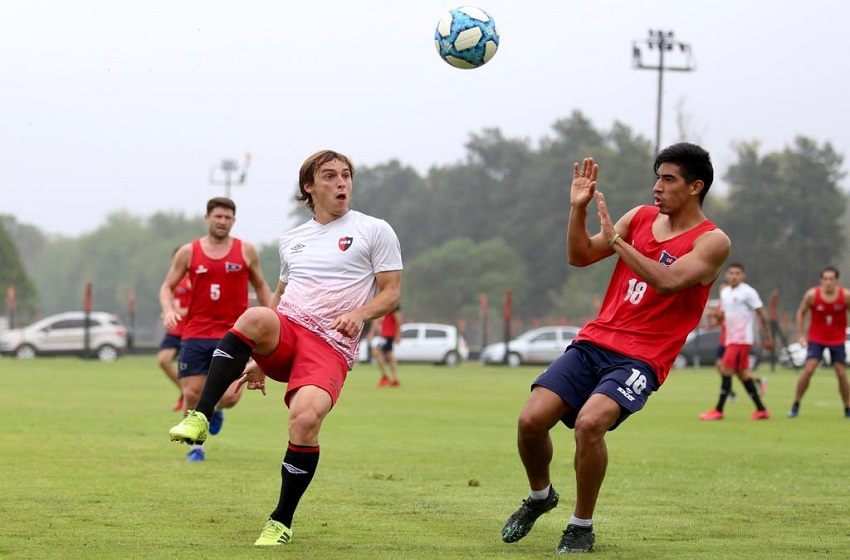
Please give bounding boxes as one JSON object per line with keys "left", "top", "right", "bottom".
{"left": 16, "top": 344, "right": 37, "bottom": 360}
{"left": 96, "top": 344, "right": 119, "bottom": 362}
{"left": 673, "top": 354, "right": 687, "bottom": 369}
{"left": 443, "top": 350, "right": 461, "bottom": 367}
{"left": 507, "top": 352, "right": 522, "bottom": 367}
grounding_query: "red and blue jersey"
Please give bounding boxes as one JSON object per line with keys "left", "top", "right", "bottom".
{"left": 808, "top": 287, "right": 847, "bottom": 346}
{"left": 575, "top": 205, "right": 718, "bottom": 384}
{"left": 182, "top": 238, "right": 249, "bottom": 340}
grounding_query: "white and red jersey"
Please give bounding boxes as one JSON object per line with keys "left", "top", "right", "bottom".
{"left": 182, "top": 238, "right": 249, "bottom": 340}
{"left": 167, "top": 274, "right": 192, "bottom": 337}
{"left": 278, "top": 210, "right": 403, "bottom": 368}
{"left": 808, "top": 287, "right": 847, "bottom": 345}
{"left": 575, "top": 205, "right": 717, "bottom": 385}
{"left": 720, "top": 282, "right": 763, "bottom": 345}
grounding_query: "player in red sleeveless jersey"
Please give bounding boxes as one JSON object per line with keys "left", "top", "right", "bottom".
{"left": 374, "top": 306, "right": 402, "bottom": 387}
{"left": 788, "top": 266, "right": 850, "bottom": 418}
{"left": 159, "top": 197, "right": 271, "bottom": 461}
{"left": 500, "top": 143, "right": 730, "bottom": 554}
{"left": 156, "top": 259, "right": 191, "bottom": 411}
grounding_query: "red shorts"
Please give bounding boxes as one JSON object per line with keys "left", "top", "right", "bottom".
{"left": 721, "top": 344, "right": 752, "bottom": 372}
{"left": 250, "top": 311, "right": 349, "bottom": 407}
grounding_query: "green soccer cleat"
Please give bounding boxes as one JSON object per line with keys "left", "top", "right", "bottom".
{"left": 254, "top": 518, "right": 292, "bottom": 546}
{"left": 168, "top": 410, "right": 209, "bottom": 445}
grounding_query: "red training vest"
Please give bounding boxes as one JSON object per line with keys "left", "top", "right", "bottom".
{"left": 575, "top": 206, "right": 718, "bottom": 384}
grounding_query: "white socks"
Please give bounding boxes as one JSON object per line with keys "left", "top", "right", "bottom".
{"left": 529, "top": 484, "right": 551, "bottom": 500}
{"left": 569, "top": 514, "right": 593, "bottom": 527}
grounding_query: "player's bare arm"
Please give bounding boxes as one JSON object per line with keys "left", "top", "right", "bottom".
{"left": 596, "top": 191, "right": 730, "bottom": 295}
{"left": 567, "top": 157, "right": 639, "bottom": 266}
{"left": 159, "top": 243, "right": 192, "bottom": 330}
{"left": 244, "top": 242, "right": 272, "bottom": 307}
{"left": 796, "top": 288, "right": 815, "bottom": 344}
{"left": 331, "top": 270, "right": 402, "bottom": 338}
{"left": 270, "top": 280, "right": 286, "bottom": 309}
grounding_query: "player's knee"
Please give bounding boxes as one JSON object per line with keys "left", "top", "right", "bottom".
{"left": 517, "top": 408, "right": 549, "bottom": 438}
{"left": 233, "top": 307, "right": 277, "bottom": 340}
{"left": 574, "top": 412, "right": 610, "bottom": 442}
{"left": 289, "top": 409, "right": 322, "bottom": 439}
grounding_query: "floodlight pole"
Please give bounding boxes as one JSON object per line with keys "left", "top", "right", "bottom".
{"left": 632, "top": 30, "right": 695, "bottom": 154}
{"left": 210, "top": 152, "right": 252, "bottom": 199}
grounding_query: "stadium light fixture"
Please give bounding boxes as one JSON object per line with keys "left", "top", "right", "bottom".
{"left": 632, "top": 30, "right": 695, "bottom": 154}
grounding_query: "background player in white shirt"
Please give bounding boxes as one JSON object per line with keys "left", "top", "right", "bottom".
{"left": 169, "top": 149, "right": 402, "bottom": 546}
{"left": 699, "top": 263, "right": 773, "bottom": 420}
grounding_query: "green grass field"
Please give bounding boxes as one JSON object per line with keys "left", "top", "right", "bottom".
{"left": 1, "top": 356, "right": 848, "bottom": 559}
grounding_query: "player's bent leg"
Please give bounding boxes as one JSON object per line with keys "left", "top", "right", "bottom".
{"left": 232, "top": 307, "right": 282, "bottom": 354}
{"left": 572, "top": 393, "right": 619, "bottom": 521}
{"left": 180, "top": 375, "right": 205, "bottom": 412}
{"left": 502, "top": 387, "right": 568, "bottom": 544}
{"left": 288, "top": 385, "right": 333, "bottom": 445}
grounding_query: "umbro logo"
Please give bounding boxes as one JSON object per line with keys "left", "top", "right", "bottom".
{"left": 212, "top": 349, "right": 234, "bottom": 359}
{"left": 283, "top": 462, "right": 308, "bottom": 475}
{"left": 195, "top": 265, "right": 208, "bottom": 274}
{"left": 290, "top": 243, "right": 305, "bottom": 253}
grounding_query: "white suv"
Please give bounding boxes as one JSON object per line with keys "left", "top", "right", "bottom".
{"left": 359, "top": 322, "right": 469, "bottom": 366}
{"left": 0, "top": 311, "right": 128, "bottom": 362}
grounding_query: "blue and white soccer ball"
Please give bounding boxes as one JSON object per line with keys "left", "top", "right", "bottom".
{"left": 434, "top": 6, "right": 500, "bottom": 69}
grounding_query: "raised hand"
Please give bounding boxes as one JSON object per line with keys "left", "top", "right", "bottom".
{"left": 570, "top": 157, "right": 599, "bottom": 209}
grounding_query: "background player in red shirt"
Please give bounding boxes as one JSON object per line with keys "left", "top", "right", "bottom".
{"left": 500, "top": 143, "right": 730, "bottom": 554}
{"left": 156, "top": 256, "right": 191, "bottom": 411}
{"left": 788, "top": 266, "right": 850, "bottom": 418}
{"left": 373, "top": 306, "right": 402, "bottom": 387}
{"left": 160, "top": 197, "right": 271, "bottom": 461}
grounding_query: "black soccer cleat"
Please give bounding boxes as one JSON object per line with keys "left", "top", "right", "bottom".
{"left": 500, "top": 486, "right": 559, "bottom": 543}
{"left": 555, "top": 523, "right": 595, "bottom": 554}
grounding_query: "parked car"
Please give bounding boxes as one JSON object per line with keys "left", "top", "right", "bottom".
{"left": 778, "top": 328, "right": 850, "bottom": 368}
{"left": 480, "top": 326, "right": 581, "bottom": 367}
{"left": 673, "top": 327, "right": 762, "bottom": 370}
{"left": 358, "top": 322, "right": 469, "bottom": 366}
{"left": 0, "top": 311, "right": 128, "bottom": 362}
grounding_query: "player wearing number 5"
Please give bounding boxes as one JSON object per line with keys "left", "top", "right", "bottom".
{"left": 501, "top": 143, "right": 730, "bottom": 554}
{"left": 160, "top": 197, "right": 271, "bottom": 461}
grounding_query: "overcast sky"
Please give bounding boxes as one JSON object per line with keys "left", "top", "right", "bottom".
{"left": 2, "top": 0, "right": 848, "bottom": 246}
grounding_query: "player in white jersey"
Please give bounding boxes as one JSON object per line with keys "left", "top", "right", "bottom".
{"left": 169, "top": 150, "right": 403, "bottom": 546}
{"left": 699, "top": 263, "right": 773, "bottom": 420}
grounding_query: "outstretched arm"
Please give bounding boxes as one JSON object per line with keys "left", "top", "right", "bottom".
{"left": 567, "top": 157, "right": 636, "bottom": 266}
{"left": 595, "top": 192, "right": 731, "bottom": 295}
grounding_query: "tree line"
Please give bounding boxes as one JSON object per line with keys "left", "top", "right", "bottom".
{"left": 2, "top": 111, "right": 847, "bottom": 346}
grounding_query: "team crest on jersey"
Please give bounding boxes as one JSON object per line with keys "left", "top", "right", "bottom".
{"left": 659, "top": 250, "right": 678, "bottom": 266}
{"left": 195, "top": 265, "right": 208, "bottom": 274}
{"left": 225, "top": 261, "right": 243, "bottom": 273}
{"left": 338, "top": 236, "right": 353, "bottom": 252}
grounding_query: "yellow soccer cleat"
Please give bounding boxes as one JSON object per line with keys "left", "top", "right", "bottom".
{"left": 168, "top": 410, "right": 209, "bottom": 444}
{"left": 254, "top": 518, "right": 292, "bottom": 546}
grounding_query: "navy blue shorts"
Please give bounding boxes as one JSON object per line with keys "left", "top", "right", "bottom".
{"left": 532, "top": 341, "right": 659, "bottom": 431}
{"left": 159, "top": 333, "right": 182, "bottom": 351}
{"left": 806, "top": 342, "right": 846, "bottom": 365}
{"left": 178, "top": 338, "right": 220, "bottom": 378}
{"left": 380, "top": 338, "right": 395, "bottom": 354}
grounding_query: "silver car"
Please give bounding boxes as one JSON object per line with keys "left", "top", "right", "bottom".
{"left": 359, "top": 322, "right": 469, "bottom": 366}
{"left": 480, "top": 325, "right": 581, "bottom": 366}
{"left": 0, "top": 311, "right": 128, "bottom": 362}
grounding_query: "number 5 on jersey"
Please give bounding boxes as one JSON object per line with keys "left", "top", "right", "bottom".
{"left": 210, "top": 283, "right": 221, "bottom": 301}
{"left": 624, "top": 278, "right": 647, "bottom": 305}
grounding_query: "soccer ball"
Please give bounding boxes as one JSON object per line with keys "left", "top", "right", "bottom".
{"left": 434, "top": 6, "right": 499, "bottom": 69}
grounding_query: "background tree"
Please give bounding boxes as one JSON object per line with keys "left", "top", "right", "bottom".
{"left": 0, "top": 222, "right": 38, "bottom": 323}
